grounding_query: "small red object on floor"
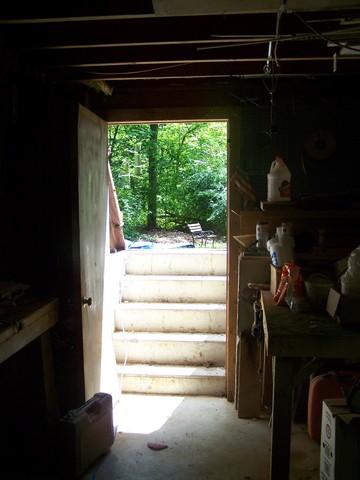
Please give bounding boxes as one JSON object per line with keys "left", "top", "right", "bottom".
{"left": 147, "top": 442, "right": 168, "bottom": 451}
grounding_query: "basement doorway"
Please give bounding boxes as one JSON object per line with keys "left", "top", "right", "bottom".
{"left": 108, "top": 120, "right": 228, "bottom": 422}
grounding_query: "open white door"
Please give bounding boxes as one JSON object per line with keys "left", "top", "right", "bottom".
{"left": 78, "top": 105, "right": 108, "bottom": 400}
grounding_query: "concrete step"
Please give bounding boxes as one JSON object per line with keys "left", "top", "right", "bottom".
{"left": 115, "top": 302, "right": 226, "bottom": 333}
{"left": 124, "top": 249, "right": 226, "bottom": 276}
{"left": 113, "top": 332, "right": 226, "bottom": 366}
{"left": 122, "top": 275, "right": 226, "bottom": 303}
{"left": 117, "top": 364, "right": 226, "bottom": 396}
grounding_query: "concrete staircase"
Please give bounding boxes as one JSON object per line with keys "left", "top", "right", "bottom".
{"left": 114, "top": 249, "right": 227, "bottom": 396}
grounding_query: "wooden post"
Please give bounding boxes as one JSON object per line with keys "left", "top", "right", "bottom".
{"left": 236, "top": 332, "right": 262, "bottom": 417}
{"left": 226, "top": 111, "right": 241, "bottom": 401}
{"left": 270, "top": 356, "right": 294, "bottom": 480}
{"left": 41, "top": 331, "right": 60, "bottom": 425}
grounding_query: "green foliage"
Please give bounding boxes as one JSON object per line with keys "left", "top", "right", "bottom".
{"left": 108, "top": 122, "right": 227, "bottom": 239}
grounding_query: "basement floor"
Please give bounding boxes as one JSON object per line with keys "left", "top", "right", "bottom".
{"left": 82, "top": 395, "right": 319, "bottom": 480}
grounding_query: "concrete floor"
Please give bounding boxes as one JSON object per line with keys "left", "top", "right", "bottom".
{"left": 82, "top": 395, "right": 319, "bottom": 480}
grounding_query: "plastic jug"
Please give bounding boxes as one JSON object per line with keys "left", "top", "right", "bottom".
{"left": 267, "top": 155, "right": 291, "bottom": 202}
{"left": 267, "top": 223, "right": 294, "bottom": 267}
{"left": 269, "top": 227, "right": 294, "bottom": 267}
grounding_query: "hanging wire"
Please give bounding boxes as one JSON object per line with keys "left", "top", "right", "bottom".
{"left": 293, "top": 11, "right": 360, "bottom": 53}
{"left": 76, "top": 62, "right": 190, "bottom": 76}
{"left": 274, "top": 1, "right": 287, "bottom": 68}
{"left": 261, "top": 2, "right": 287, "bottom": 137}
{"left": 197, "top": 25, "right": 360, "bottom": 52}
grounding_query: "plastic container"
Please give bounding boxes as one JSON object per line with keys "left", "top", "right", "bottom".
{"left": 304, "top": 274, "right": 334, "bottom": 311}
{"left": 308, "top": 371, "right": 360, "bottom": 443}
{"left": 256, "top": 222, "right": 269, "bottom": 249}
{"left": 267, "top": 155, "right": 291, "bottom": 202}
{"left": 59, "top": 392, "right": 115, "bottom": 477}
{"left": 269, "top": 229, "right": 295, "bottom": 267}
{"left": 267, "top": 226, "right": 282, "bottom": 253}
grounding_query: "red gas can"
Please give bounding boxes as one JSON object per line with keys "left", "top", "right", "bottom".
{"left": 308, "top": 371, "right": 360, "bottom": 443}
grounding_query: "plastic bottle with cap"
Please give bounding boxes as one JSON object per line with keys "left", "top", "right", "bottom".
{"left": 269, "top": 224, "right": 294, "bottom": 267}
{"left": 267, "top": 154, "right": 291, "bottom": 202}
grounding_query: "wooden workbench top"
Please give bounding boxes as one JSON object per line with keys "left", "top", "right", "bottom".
{"left": 261, "top": 290, "right": 360, "bottom": 359}
{"left": 0, "top": 298, "right": 58, "bottom": 363}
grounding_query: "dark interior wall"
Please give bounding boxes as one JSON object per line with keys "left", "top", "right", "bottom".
{"left": 100, "top": 76, "right": 360, "bottom": 204}
{"left": 0, "top": 72, "right": 88, "bottom": 426}
{"left": 237, "top": 78, "right": 360, "bottom": 202}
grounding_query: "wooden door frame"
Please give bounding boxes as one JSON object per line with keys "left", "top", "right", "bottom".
{"left": 100, "top": 106, "right": 241, "bottom": 401}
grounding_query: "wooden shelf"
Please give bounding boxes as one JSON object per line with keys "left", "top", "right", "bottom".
{"left": 260, "top": 201, "right": 296, "bottom": 212}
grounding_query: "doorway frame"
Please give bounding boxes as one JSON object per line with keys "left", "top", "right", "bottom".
{"left": 101, "top": 106, "right": 241, "bottom": 401}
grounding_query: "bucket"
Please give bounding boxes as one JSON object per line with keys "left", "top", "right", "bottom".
{"left": 267, "top": 155, "right": 291, "bottom": 202}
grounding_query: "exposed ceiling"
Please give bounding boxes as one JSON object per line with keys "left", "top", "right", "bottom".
{"left": 1, "top": 1, "right": 360, "bottom": 91}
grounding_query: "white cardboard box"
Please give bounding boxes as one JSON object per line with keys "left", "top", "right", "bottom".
{"left": 320, "top": 399, "right": 360, "bottom": 480}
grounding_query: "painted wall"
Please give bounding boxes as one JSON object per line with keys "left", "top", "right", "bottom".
{"left": 238, "top": 79, "right": 360, "bottom": 202}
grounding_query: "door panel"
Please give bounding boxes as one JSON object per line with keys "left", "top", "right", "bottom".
{"left": 78, "top": 105, "right": 108, "bottom": 399}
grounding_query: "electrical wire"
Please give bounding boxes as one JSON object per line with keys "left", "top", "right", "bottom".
{"left": 78, "top": 62, "right": 190, "bottom": 76}
{"left": 197, "top": 25, "right": 360, "bottom": 52}
{"left": 274, "top": 2, "right": 286, "bottom": 68}
{"left": 293, "top": 11, "right": 360, "bottom": 53}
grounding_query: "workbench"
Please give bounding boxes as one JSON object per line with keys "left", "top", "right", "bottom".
{"left": 0, "top": 298, "right": 59, "bottom": 420}
{"left": 261, "top": 290, "right": 360, "bottom": 480}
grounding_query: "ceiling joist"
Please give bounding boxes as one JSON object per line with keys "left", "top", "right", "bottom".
{"left": 1, "top": 7, "right": 359, "bottom": 86}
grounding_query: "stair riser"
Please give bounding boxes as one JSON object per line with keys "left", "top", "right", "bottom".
{"left": 125, "top": 251, "right": 226, "bottom": 276}
{"left": 114, "top": 340, "right": 225, "bottom": 366}
{"left": 118, "top": 374, "right": 225, "bottom": 396}
{"left": 115, "top": 307, "right": 225, "bottom": 333}
{"left": 122, "top": 279, "right": 226, "bottom": 303}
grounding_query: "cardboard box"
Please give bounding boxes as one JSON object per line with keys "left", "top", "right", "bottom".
{"left": 320, "top": 399, "right": 360, "bottom": 480}
{"left": 327, "top": 288, "right": 360, "bottom": 325}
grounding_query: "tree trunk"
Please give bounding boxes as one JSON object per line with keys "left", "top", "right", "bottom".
{"left": 147, "top": 124, "right": 158, "bottom": 229}
{"left": 108, "top": 125, "right": 119, "bottom": 164}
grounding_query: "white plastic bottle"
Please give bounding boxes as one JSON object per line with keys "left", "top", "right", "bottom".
{"left": 267, "top": 226, "right": 283, "bottom": 253}
{"left": 269, "top": 226, "right": 295, "bottom": 267}
{"left": 267, "top": 155, "right": 291, "bottom": 202}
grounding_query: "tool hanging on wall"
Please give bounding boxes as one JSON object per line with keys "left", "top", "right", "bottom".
{"left": 301, "top": 129, "right": 337, "bottom": 175}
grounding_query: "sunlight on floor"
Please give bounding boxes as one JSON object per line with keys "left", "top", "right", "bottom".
{"left": 117, "top": 394, "right": 185, "bottom": 434}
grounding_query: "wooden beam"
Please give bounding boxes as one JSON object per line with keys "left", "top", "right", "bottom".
{"left": 100, "top": 106, "right": 230, "bottom": 123}
{"left": 1, "top": 13, "right": 282, "bottom": 49}
{"left": 51, "top": 59, "right": 360, "bottom": 81}
{"left": 153, "top": 0, "right": 360, "bottom": 16}
{"left": 1, "top": 2, "right": 358, "bottom": 24}
{"left": 28, "top": 41, "right": 334, "bottom": 67}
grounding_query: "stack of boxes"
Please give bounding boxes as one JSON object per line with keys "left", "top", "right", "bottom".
{"left": 320, "top": 399, "right": 360, "bottom": 480}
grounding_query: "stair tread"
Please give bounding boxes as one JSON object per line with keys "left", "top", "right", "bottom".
{"left": 124, "top": 274, "right": 226, "bottom": 281}
{"left": 117, "top": 302, "right": 226, "bottom": 311}
{"left": 114, "top": 332, "right": 226, "bottom": 342}
{"left": 117, "top": 363, "right": 225, "bottom": 377}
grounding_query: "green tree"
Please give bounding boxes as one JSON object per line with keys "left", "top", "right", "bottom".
{"left": 147, "top": 124, "right": 159, "bottom": 229}
{"left": 108, "top": 122, "right": 227, "bottom": 239}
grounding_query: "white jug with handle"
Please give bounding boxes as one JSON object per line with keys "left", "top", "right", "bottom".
{"left": 267, "top": 155, "right": 291, "bottom": 202}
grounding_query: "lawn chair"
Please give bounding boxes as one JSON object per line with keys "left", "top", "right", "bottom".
{"left": 187, "top": 222, "right": 216, "bottom": 247}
